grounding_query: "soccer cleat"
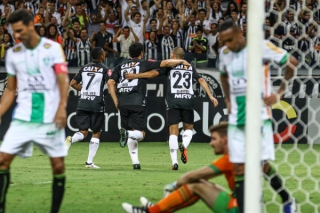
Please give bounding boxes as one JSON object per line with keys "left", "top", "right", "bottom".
{"left": 139, "top": 197, "right": 154, "bottom": 208}
{"left": 122, "top": 203, "right": 148, "bottom": 213}
{"left": 133, "top": 164, "right": 141, "bottom": 170}
{"left": 172, "top": 163, "right": 178, "bottom": 170}
{"left": 65, "top": 136, "right": 72, "bottom": 151}
{"left": 179, "top": 144, "right": 188, "bottom": 164}
{"left": 119, "top": 128, "right": 128, "bottom": 148}
{"left": 283, "top": 198, "right": 297, "bottom": 213}
{"left": 85, "top": 162, "right": 100, "bottom": 169}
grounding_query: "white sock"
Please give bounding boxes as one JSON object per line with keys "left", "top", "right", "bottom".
{"left": 72, "top": 132, "right": 84, "bottom": 143}
{"left": 127, "top": 138, "right": 139, "bottom": 164}
{"left": 182, "top": 129, "right": 193, "bottom": 149}
{"left": 87, "top": 138, "right": 100, "bottom": 164}
{"left": 169, "top": 135, "right": 178, "bottom": 165}
{"left": 128, "top": 130, "right": 143, "bottom": 141}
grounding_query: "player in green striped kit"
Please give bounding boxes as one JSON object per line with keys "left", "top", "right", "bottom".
{"left": 219, "top": 20, "right": 298, "bottom": 213}
{"left": 0, "top": 10, "right": 69, "bottom": 213}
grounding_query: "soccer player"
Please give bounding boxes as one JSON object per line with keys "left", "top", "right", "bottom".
{"left": 218, "top": 20, "right": 298, "bottom": 213}
{"left": 0, "top": 9, "right": 69, "bottom": 213}
{"left": 107, "top": 42, "right": 191, "bottom": 170}
{"left": 121, "top": 122, "right": 239, "bottom": 213}
{"left": 65, "top": 47, "right": 110, "bottom": 169}
{"left": 125, "top": 47, "right": 219, "bottom": 170}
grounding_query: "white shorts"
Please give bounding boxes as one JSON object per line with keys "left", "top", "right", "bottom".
{"left": 228, "top": 120, "right": 275, "bottom": 163}
{"left": 0, "top": 120, "right": 67, "bottom": 158}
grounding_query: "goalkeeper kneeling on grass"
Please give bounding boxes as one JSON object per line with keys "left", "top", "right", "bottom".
{"left": 121, "top": 121, "right": 296, "bottom": 213}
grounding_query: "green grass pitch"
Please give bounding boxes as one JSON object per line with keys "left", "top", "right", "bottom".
{"left": 6, "top": 142, "right": 320, "bottom": 213}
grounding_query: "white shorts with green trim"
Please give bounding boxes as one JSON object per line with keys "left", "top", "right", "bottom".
{"left": 0, "top": 120, "right": 67, "bottom": 158}
{"left": 227, "top": 120, "right": 275, "bottom": 163}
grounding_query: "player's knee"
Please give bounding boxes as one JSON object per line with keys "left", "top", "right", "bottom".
{"left": 0, "top": 156, "right": 10, "bottom": 170}
{"left": 52, "top": 161, "right": 65, "bottom": 175}
{"left": 187, "top": 182, "right": 205, "bottom": 195}
{"left": 92, "top": 131, "right": 101, "bottom": 138}
{"left": 79, "top": 130, "right": 88, "bottom": 138}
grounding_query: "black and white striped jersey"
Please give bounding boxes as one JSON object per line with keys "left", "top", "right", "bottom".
{"left": 144, "top": 40, "right": 159, "bottom": 60}
{"left": 184, "top": 25, "right": 198, "bottom": 52}
{"left": 158, "top": 34, "right": 176, "bottom": 60}
{"left": 74, "top": 62, "right": 111, "bottom": 112}
{"left": 76, "top": 38, "right": 92, "bottom": 67}
{"left": 64, "top": 39, "right": 77, "bottom": 61}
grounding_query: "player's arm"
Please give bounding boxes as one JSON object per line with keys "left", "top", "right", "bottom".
{"left": 0, "top": 76, "right": 17, "bottom": 123}
{"left": 160, "top": 59, "right": 190, "bottom": 67}
{"left": 220, "top": 73, "right": 230, "bottom": 113}
{"left": 125, "top": 70, "right": 159, "bottom": 80}
{"left": 277, "top": 55, "right": 297, "bottom": 97}
{"left": 107, "top": 79, "right": 119, "bottom": 110}
{"left": 198, "top": 77, "right": 218, "bottom": 107}
{"left": 176, "top": 166, "right": 219, "bottom": 187}
{"left": 54, "top": 63, "right": 70, "bottom": 129}
{"left": 70, "top": 79, "right": 82, "bottom": 91}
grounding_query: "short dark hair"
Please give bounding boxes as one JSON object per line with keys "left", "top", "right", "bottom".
{"left": 198, "top": 9, "right": 206, "bottom": 15}
{"left": 91, "top": 47, "right": 104, "bottom": 60}
{"left": 123, "top": 26, "right": 130, "bottom": 31}
{"left": 8, "top": 9, "right": 33, "bottom": 25}
{"left": 196, "top": 27, "right": 203, "bottom": 33}
{"left": 129, "top": 42, "right": 143, "bottom": 58}
{"left": 80, "top": 28, "right": 88, "bottom": 34}
{"left": 149, "top": 18, "right": 157, "bottom": 25}
{"left": 209, "top": 122, "right": 228, "bottom": 136}
{"left": 133, "top": 12, "right": 141, "bottom": 17}
{"left": 218, "top": 19, "right": 239, "bottom": 33}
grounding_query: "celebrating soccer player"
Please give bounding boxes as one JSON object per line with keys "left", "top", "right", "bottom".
{"left": 65, "top": 47, "right": 111, "bottom": 169}
{"left": 125, "top": 47, "right": 218, "bottom": 170}
{"left": 0, "top": 9, "right": 69, "bottom": 213}
{"left": 107, "top": 42, "right": 191, "bottom": 170}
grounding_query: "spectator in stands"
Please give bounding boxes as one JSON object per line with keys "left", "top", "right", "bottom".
{"left": 189, "top": 27, "right": 208, "bottom": 68}
{"left": 172, "top": 20, "right": 184, "bottom": 48}
{"left": 165, "top": 0, "right": 179, "bottom": 20}
{"left": 0, "top": 0, "right": 14, "bottom": 15}
{"left": 112, "top": 26, "right": 139, "bottom": 60}
{"left": 231, "top": 10, "right": 240, "bottom": 25}
{"left": 62, "top": 28, "right": 78, "bottom": 67}
{"left": 224, "top": 1, "right": 238, "bottom": 20}
{"left": 37, "top": 26, "right": 47, "bottom": 37}
{"left": 311, "top": 34, "right": 320, "bottom": 67}
{"left": 70, "top": 3, "right": 88, "bottom": 30}
{"left": 218, "top": 17, "right": 225, "bottom": 26}
{"left": 210, "top": 2, "right": 223, "bottom": 24}
{"left": 285, "top": 10, "right": 300, "bottom": 36}
{"left": 273, "top": 0, "right": 286, "bottom": 12}
{"left": 148, "top": 19, "right": 158, "bottom": 33}
{"left": 182, "top": 12, "right": 198, "bottom": 52}
{"left": 283, "top": 27, "right": 299, "bottom": 60}
{"left": 72, "top": 19, "right": 81, "bottom": 38}
{"left": 105, "top": 11, "right": 119, "bottom": 34}
{"left": 74, "top": 28, "right": 94, "bottom": 66}
{"left": 144, "top": 30, "right": 158, "bottom": 60}
{"left": 213, "top": 34, "right": 224, "bottom": 68}
{"left": 0, "top": 32, "right": 13, "bottom": 59}
{"left": 34, "top": 6, "right": 45, "bottom": 25}
{"left": 157, "top": 15, "right": 177, "bottom": 60}
{"left": 0, "top": 4, "right": 11, "bottom": 27}
{"left": 207, "top": 23, "right": 218, "bottom": 68}
{"left": 87, "top": 13, "right": 100, "bottom": 37}
{"left": 47, "top": 23, "right": 63, "bottom": 44}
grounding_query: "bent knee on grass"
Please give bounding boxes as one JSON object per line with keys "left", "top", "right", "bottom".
{"left": 187, "top": 182, "right": 222, "bottom": 207}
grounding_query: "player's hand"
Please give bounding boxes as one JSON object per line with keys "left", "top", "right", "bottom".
{"left": 54, "top": 107, "right": 67, "bottom": 129}
{"left": 210, "top": 97, "right": 218, "bottom": 107}
{"left": 125, "top": 73, "right": 136, "bottom": 80}
{"left": 264, "top": 93, "right": 280, "bottom": 106}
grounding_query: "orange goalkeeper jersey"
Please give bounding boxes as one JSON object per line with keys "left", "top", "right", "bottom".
{"left": 209, "top": 155, "right": 235, "bottom": 190}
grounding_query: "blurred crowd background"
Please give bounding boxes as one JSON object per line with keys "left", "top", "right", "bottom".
{"left": 0, "top": 0, "right": 319, "bottom": 69}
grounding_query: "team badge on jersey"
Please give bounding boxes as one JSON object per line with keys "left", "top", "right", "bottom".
{"left": 44, "top": 43, "right": 51, "bottom": 49}
{"left": 223, "top": 48, "right": 230, "bottom": 54}
{"left": 13, "top": 46, "right": 22, "bottom": 52}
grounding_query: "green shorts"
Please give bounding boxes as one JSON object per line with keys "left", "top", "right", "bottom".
{"left": 212, "top": 191, "right": 239, "bottom": 213}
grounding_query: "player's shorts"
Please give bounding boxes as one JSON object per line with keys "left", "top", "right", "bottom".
{"left": 119, "top": 106, "right": 147, "bottom": 131}
{"left": 212, "top": 191, "right": 239, "bottom": 213}
{"left": 76, "top": 110, "right": 105, "bottom": 132}
{"left": 228, "top": 120, "right": 275, "bottom": 163}
{"left": 0, "top": 120, "right": 67, "bottom": 158}
{"left": 166, "top": 108, "right": 194, "bottom": 126}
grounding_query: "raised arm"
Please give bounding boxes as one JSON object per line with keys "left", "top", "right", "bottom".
{"left": 113, "top": 28, "right": 122, "bottom": 43}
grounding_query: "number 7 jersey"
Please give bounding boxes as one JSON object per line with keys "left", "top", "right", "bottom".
{"left": 74, "top": 62, "right": 111, "bottom": 112}
{"left": 160, "top": 65, "right": 201, "bottom": 110}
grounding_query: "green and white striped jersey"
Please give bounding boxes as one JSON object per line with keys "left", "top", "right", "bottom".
{"left": 5, "top": 37, "right": 66, "bottom": 123}
{"left": 219, "top": 40, "right": 289, "bottom": 126}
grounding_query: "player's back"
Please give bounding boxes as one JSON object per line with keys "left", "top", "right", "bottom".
{"left": 76, "top": 62, "right": 110, "bottom": 112}
{"left": 5, "top": 37, "right": 66, "bottom": 123}
{"left": 111, "top": 58, "right": 161, "bottom": 107}
{"left": 161, "top": 64, "right": 201, "bottom": 110}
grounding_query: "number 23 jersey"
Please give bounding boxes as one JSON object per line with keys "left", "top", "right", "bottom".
{"left": 74, "top": 62, "right": 111, "bottom": 112}
{"left": 160, "top": 65, "right": 201, "bottom": 110}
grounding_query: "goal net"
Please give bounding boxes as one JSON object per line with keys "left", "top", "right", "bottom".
{"left": 261, "top": 0, "right": 320, "bottom": 212}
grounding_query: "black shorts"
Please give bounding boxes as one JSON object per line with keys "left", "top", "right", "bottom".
{"left": 120, "top": 106, "right": 147, "bottom": 131}
{"left": 76, "top": 110, "right": 105, "bottom": 132}
{"left": 166, "top": 108, "right": 194, "bottom": 126}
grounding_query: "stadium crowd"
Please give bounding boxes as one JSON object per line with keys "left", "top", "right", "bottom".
{"left": 0, "top": 0, "right": 319, "bottom": 68}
